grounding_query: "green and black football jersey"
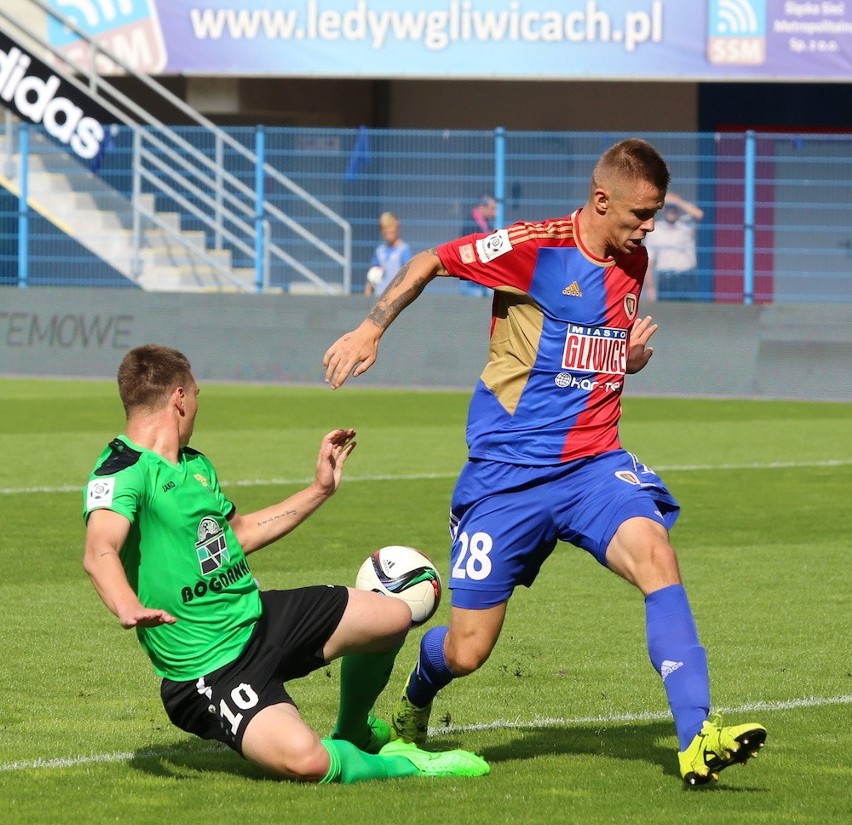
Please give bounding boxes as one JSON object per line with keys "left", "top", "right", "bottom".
{"left": 83, "top": 436, "right": 261, "bottom": 681}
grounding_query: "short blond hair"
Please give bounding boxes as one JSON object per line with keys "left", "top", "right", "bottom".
{"left": 592, "top": 138, "right": 670, "bottom": 194}
{"left": 378, "top": 211, "right": 399, "bottom": 229}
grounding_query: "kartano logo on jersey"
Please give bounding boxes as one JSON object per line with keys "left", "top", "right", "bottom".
{"left": 86, "top": 477, "right": 115, "bottom": 509}
{"left": 475, "top": 229, "right": 513, "bottom": 262}
{"left": 0, "top": 41, "right": 107, "bottom": 161}
{"left": 562, "top": 324, "right": 627, "bottom": 375}
{"left": 554, "top": 372, "right": 622, "bottom": 392}
{"left": 195, "top": 516, "right": 230, "bottom": 575}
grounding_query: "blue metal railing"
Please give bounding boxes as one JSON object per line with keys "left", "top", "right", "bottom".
{"left": 2, "top": 125, "right": 850, "bottom": 303}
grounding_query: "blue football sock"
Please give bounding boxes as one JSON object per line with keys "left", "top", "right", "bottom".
{"left": 645, "top": 584, "right": 711, "bottom": 751}
{"left": 405, "top": 625, "right": 455, "bottom": 708}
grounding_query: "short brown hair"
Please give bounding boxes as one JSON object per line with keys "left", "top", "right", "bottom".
{"left": 117, "top": 344, "right": 194, "bottom": 414}
{"left": 592, "top": 138, "right": 671, "bottom": 194}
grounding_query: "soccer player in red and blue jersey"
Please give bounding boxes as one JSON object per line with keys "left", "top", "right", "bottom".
{"left": 324, "top": 139, "right": 766, "bottom": 786}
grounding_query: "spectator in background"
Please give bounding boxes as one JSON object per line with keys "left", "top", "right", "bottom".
{"left": 459, "top": 194, "right": 497, "bottom": 296}
{"left": 464, "top": 194, "right": 497, "bottom": 236}
{"left": 644, "top": 193, "right": 704, "bottom": 301}
{"left": 365, "top": 212, "right": 412, "bottom": 297}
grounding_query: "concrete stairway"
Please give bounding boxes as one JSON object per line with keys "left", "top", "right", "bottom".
{"left": 1, "top": 132, "right": 257, "bottom": 292}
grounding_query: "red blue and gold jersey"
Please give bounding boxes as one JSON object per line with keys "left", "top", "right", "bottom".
{"left": 437, "top": 210, "right": 646, "bottom": 466}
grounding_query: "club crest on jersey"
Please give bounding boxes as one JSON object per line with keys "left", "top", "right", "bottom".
{"left": 624, "top": 294, "right": 638, "bottom": 319}
{"left": 195, "top": 516, "right": 230, "bottom": 575}
{"left": 562, "top": 324, "right": 628, "bottom": 375}
{"left": 475, "top": 229, "right": 512, "bottom": 263}
{"left": 615, "top": 470, "right": 641, "bottom": 485}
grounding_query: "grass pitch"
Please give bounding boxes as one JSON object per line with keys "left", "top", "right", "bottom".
{"left": 1, "top": 379, "right": 850, "bottom": 824}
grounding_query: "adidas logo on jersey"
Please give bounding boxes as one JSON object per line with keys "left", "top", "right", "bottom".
{"left": 563, "top": 281, "right": 583, "bottom": 296}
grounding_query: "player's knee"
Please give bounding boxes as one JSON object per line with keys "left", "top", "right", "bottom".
{"left": 263, "top": 741, "right": 330, "bottom": 783}
{"left": 445, "top": 640, "right": 490, "bottom": 676}
{"left": 386, "top": 597, "right": 414, "bottom": 636}
{"left": 641, "top": 535, "right": 680, "bottom": 580}
{"left": 607, "top": 518, "right": 681, "bottom": 592}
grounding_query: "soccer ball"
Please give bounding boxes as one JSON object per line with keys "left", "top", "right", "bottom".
{"left": 355, "top": 545, "right": 442, "bottom": 627}
{"left": 366, "top": 265, "right": 384, "bottom": 286}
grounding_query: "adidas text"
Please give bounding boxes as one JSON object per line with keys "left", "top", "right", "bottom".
{"left": 0, "top": 46, "right": 105, "bottom": 160}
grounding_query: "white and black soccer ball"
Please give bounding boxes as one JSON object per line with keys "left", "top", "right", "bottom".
{"left": 355, "top": 545, "right": 442, "bottom": 627}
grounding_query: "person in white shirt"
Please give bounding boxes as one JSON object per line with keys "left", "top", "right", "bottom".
{"left": 364, "top": 212, "right": 412, "bottom": 297}
{"left": 644, "top": 193, "right": 704, "bottom": 301}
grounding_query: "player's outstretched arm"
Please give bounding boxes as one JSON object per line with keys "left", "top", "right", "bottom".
{"left": 323, "top": 249, "right": 444, "bottom": 388}
{"left": 626, "top": 315, "right": 659, "bottom": 374}
{"left": 83, "top": 509, "right": 177, "bottom": 628}
{"left": 230, "top": 429, "right": 357, "bottom": 554}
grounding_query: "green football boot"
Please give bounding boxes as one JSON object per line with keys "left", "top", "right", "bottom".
{"left": 679, "top": 713, "right": 767, "bottom": 786}
{"left": 379, "top": 739, "right": 490, "bottom": 777}
{"left": 391, "top": 676, "right": 432, "bottom": 745}
{"left": 330, "top": 709, "right": 395, "bottom": 754}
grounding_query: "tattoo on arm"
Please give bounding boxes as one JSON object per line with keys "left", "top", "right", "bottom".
{"left": 367, "top": 255, "right": 444, "bottom": 329}
{"left": 256, "top": 509, "right": 298, "bottom": 527}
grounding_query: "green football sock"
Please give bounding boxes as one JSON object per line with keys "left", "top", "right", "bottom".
{"left": 319, "top": 738, "right": 418, "bottom": 784}
{"left": 331, "top": 641, "right": 403, "bottom": 746}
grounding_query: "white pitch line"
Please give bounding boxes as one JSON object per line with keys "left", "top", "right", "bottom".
{"left": 1, "top": 459, "right": 850, "bottom": 496}
{"left": 2, "top": 694, "right": 849, "bottom": 773}
{"left": 436, "top": 694, "right": 852, "bottom": 736}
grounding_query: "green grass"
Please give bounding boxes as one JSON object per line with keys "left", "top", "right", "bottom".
{"left": 1, "top": 379, "right": 850, "bottom": 824}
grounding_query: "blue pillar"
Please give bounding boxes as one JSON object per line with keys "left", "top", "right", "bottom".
{"left": 743, "top": 130, "right": 756, "bottom": 305}
{"left": 494, "top": 126, "right": 505, "bottom": 229}
{"left": 254, "top": 125, "right": 265, "bottom": 293}
{"left": 17, "top": 123, "right": 29, "bottom": 288}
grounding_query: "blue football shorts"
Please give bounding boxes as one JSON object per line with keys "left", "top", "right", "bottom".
{"left": 447, "top": 449, "right": 680, "bottom": 609}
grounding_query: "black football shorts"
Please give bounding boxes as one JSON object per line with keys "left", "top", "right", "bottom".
{"left": 160, "top": 585, "right": 349, "bottom": 754}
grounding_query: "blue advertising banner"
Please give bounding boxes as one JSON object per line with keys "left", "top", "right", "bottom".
{"left": 46, "top": 0, "right": 852, "bottom": 81}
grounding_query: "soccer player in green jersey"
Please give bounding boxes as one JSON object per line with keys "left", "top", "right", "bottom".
{"left": 82, "top": 343, "right": 489, "bottom": 783}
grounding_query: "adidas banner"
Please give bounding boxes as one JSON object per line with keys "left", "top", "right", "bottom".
{"left": 0, "top": 31, "right": 112, "bottom": 162}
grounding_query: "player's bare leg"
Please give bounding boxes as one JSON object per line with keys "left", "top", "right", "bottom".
{"left": 393, "top": 604, "right": 507, "bottom": 745}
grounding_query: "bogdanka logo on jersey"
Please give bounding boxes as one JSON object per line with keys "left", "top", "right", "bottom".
{"left": 181, "top": 516, "right": 250, "bottom": 603}
{"left": 195, "top": 516, "right": 230, "bottom": 575}
{"left": 562, "top": 324, "right": 627, "bottom": 375}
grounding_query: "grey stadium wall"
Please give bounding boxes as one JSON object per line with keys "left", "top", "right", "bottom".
{"left": 0, "top": 287, "right": 850, "bottom": 402}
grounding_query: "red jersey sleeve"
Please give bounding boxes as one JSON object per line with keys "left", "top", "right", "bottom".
{"left": 437, "top": 225, "right": 543, "bottom": 293}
